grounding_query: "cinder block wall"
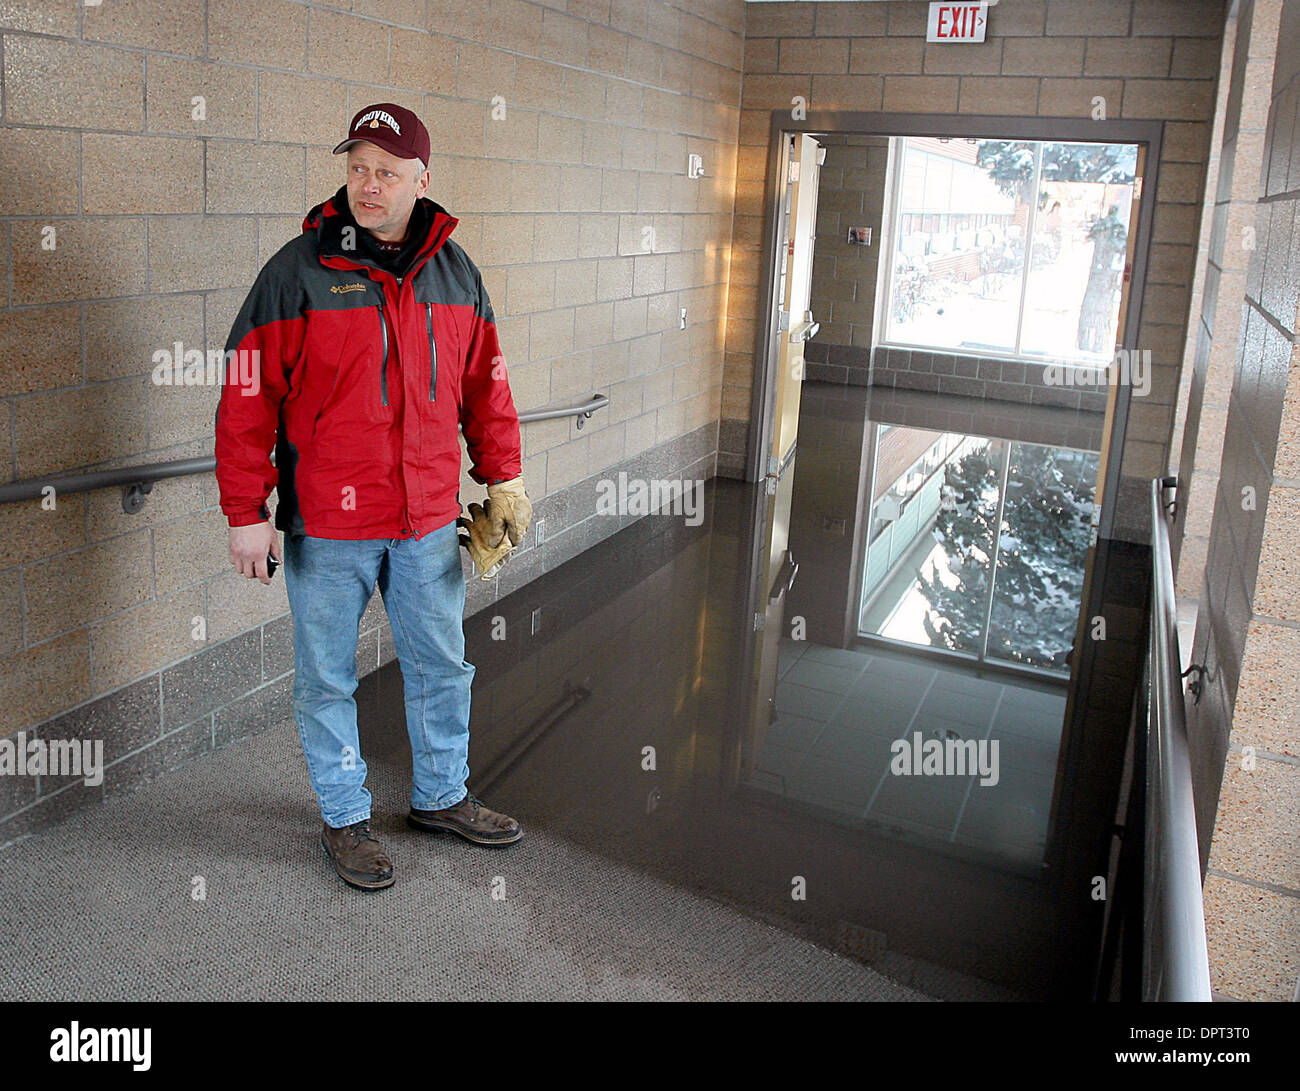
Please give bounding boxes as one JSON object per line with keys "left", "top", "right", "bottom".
{"left": 1184, "top": 0, "right": 1300, "bottom": 1004}
{"left": 721, "top": 0, "right": 1225, "bottom": 544}
{"left": 0, "top": 0, "right": 743, "bottom": 842}
{"left": 1172, "top": 0, "right": 1280, "bottom": 598}
{"left": 807, "top": 133, "right": 889, "bottom": 351}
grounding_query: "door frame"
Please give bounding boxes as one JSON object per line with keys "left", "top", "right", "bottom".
{"left": 746, "top": 110, "right": 1164, "bottom": 541}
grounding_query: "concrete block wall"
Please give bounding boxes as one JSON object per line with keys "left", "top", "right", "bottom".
{"left": 807, "top": 133, "right": 889, "bottom": 349}
{"left": 1171, "top": 0, "right": 1282, "bottom": 601}
{"left": 1183, "top": 0, "right": 1300, "bottom": 1003}
{"left": 721, "top": 0, "right": 1225, "bottom": 546}
{"left": 866, "top": 346, "right": 1111, "bottom": 409}
{"left": 0, "top": 0, "right": 744, "bottom": 842}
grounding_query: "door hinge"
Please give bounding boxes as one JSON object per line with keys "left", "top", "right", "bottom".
{"left": 778, "top": 310, "right": 790, "bottom": 331}
{"left": 753, "top": 611, "right": 766, "bottom": 632}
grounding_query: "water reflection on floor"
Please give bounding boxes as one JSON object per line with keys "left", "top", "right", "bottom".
{"left": 762, "top": 642, "right": 1062, "bottom": 874}
{"left": 368, "top": 384, "right": 1149, "bottom": 1001}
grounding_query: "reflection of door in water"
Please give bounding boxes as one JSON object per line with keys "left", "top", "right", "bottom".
{"left": 746, "top": 457, "right": 798, "bottom": 777}
{"left": 770, "top": 133, "right": 823, "bottom": 475}
{"left": 857, "top": 424, "right": 1100, "bottom": 678}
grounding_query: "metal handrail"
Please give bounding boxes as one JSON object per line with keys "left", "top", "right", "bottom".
{"left": 1144, "top": 476, "right": 1213, "bottom": 1001}
{"left": 0, "top": 393, "right": 608, "bottom": 510}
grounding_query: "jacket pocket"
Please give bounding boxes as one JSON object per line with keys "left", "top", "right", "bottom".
{"left": 426, "top": 302, "right": 437, "bottom": 402}
{"left": 377, "top": 303, "right": 390, "bottom": 407}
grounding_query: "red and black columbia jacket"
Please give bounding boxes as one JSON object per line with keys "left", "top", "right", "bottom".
{"left": 214, "top": 185, "right": 522, "bottom": 541}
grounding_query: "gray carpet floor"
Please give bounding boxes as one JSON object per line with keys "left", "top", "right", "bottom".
{"left": 0, "top": 721, "right": 932, "bottom": 1001}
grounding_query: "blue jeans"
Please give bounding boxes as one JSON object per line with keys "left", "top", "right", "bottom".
{"left": 282, "top": 520, "right": 473, "bottom": 828}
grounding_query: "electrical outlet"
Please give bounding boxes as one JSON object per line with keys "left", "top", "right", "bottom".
{"left": 679, "top": 307, "right": 687, "bottom": 330}
{"left": 533, "top": 517, "right": 546, "bottom": 545}
{"left": 530, "top": 607, "right": 542, "bottom": 636}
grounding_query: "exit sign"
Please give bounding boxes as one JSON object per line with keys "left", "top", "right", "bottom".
{"left": 927, "top": 2, "right": 988, "bottom": 42}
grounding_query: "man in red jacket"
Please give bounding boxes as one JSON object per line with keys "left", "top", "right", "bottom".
{"left": 215, "top": 103, "right": 531, "bottom": 891}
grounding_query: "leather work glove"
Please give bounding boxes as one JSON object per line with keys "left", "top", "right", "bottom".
{"left": 484, "top": 477, "right": 533, "bottom": 548}
{"left": 458, "top": 501, "right": 515, "bottom": 580}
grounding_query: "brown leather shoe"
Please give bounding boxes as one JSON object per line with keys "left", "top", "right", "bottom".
{"left": 321, "top": 818, "right": 395, "bottom": 890}
{"left": 407, "top": 791, "right": 522, "bottom": 845}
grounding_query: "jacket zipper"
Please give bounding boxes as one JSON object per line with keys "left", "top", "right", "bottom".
{"left": 377, "top": 304, "right": 389, "bottom": 407}
{"left": 426, "top": 303, "right": 437, "bottom": 402}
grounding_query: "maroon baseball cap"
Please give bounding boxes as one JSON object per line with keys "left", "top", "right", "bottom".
{"left": 332, "top": 102, "right": 431, "bottom": 166}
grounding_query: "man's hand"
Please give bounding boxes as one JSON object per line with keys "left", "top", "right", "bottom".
{"left": 484, "top": 477, "right": 532, "bottom": 548}
{"left": 458, "top": 503, "right": 514, "bottom": 580}
{"left": 229, "top": 520, "right": 280, "bottom": 585}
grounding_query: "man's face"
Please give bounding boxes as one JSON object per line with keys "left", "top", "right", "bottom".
{"left": 345, "top": 141, "right": 429, "bottom": 242}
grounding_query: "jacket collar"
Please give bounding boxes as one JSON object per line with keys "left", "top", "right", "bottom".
{"left": 304, "top": 185, "right": 458, "bottom": 282}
